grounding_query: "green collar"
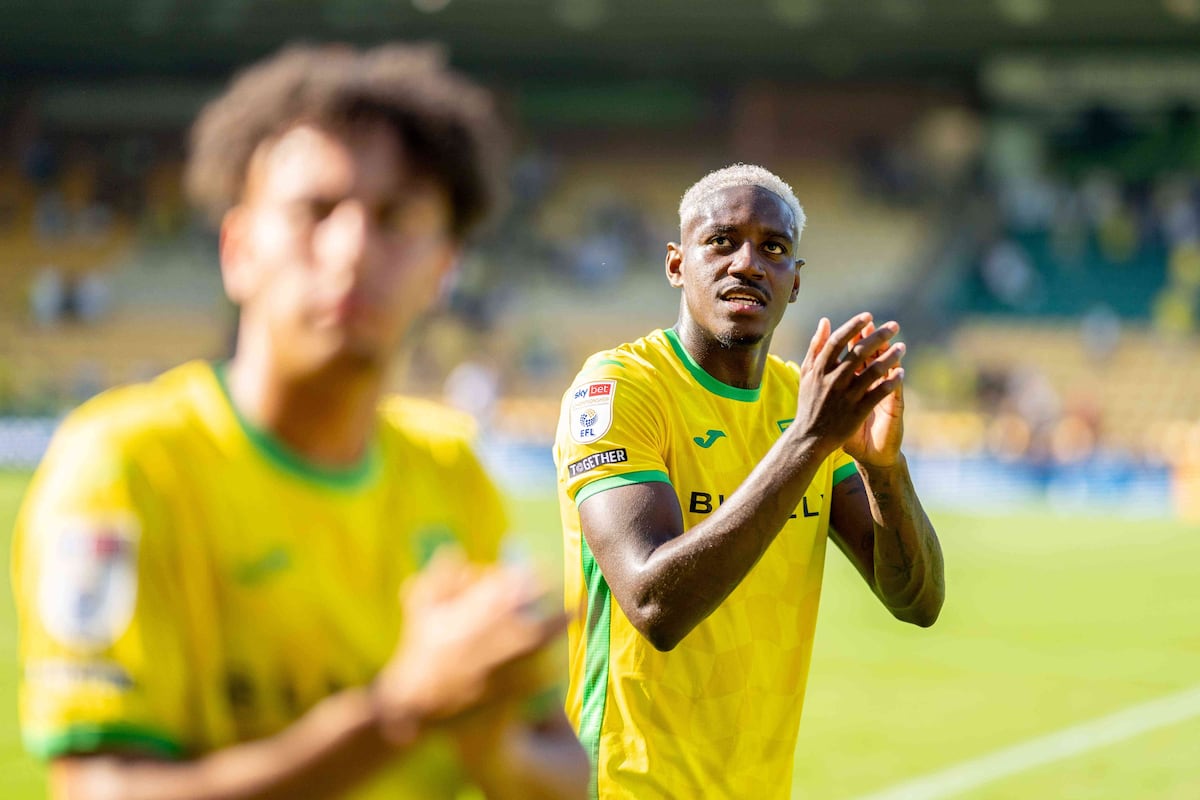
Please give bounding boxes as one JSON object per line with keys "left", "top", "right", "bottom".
{"left": 662, "top": 328, "right": 761, "bottom": 402}
{"left": 212, "top": 362, "right": 380, "bottom": 491}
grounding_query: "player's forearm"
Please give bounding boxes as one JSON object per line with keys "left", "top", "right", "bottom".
{"left": 634, "top": 429, "right": 835, "bottom": 648}
{"left": 858, "top": 455, "right": 944, "bottom": 626}
{"left": 52, "top": 687, "right": 405, "bottom": 800}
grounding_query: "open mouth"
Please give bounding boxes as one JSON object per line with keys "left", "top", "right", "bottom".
{"left": 719, "top": 287, "right": 768, "bottom": 310}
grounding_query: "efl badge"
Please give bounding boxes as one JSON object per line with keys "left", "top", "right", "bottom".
{"left": 569, "top": 380, "right": 616, "bottom": 444}
{"left": 38, "top": 517, "right": 140, "bottom": 652}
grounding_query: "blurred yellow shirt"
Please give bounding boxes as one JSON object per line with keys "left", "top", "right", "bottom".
{"left": 554, "top": 328, "right": 857, "bottom": 800}
{"left": 13, "top": 360, "right": 506, "bottom": 799}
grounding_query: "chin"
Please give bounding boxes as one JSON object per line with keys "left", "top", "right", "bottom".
{"left": 307, "top": 331, "right": 390, "bottom": 374}
{"left": 714, "top": 328, "right": 767, "bottom": 348}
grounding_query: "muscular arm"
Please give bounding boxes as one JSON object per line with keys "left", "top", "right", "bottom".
{"left": 578, "top": 313, "right": 907, "bottom": 652}
{"left": 828, "top": 459, "right": 944, "bottom": 627}
{"left": 579, "top": 429, "right": 838, "bottom": 652}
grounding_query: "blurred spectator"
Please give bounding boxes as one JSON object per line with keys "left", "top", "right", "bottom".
{"left": 1050, "top": 414, "right": 1098, "bottom": 464}
{"left": 444, "top": 358, "right": 501, "bottom": 427}
{"left": 29, "top": 267, "right": 66, "bottom": 327}
{"left": 32, "top": 189, "right": 70, "bottom": 242}
{"left": 980, "top": 238, "right": 1042, "bottom": 310}
{"left": 72, "top": 271, "right": 112, "bottom": 323}
{"left": 1079, "top": 303, "right": 1122, "bottom": 361}
{"left": 1152, "top": 285, "right": 1196, "bottom": 335}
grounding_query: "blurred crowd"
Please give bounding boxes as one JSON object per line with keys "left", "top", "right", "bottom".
{"left": 2, "top": 99, "right": 1198, "bottom": 487}
{"left": 965, "top": 107, "right": 1200, "bottom": 332}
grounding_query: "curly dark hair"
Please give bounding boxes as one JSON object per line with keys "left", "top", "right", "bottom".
{"left": 185, "top": 43, "right": 506, "bottom": 239}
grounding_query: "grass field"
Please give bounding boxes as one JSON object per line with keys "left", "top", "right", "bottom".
{"left": 2, "top": 470, "right": 1199, "bottom": 798}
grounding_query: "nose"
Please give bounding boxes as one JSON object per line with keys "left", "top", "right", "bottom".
{"left": 316, "top": 200, "right": 376, "bottom": 278}
{"left": 727, "top": 240, "right": 765, "bottom": 280}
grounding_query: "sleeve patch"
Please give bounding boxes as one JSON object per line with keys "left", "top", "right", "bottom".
{"left": 568, "top": 380, "right": 616, "bottom": 444}
{"left": 37, "top": 516, "right": 140, "bottom": 652}
{"left": 567, "top": 448, "right": 628, "bottom": 478}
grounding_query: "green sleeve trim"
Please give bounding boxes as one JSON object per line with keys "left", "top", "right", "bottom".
{"left": 833, "top": 462, "right": 859, "bottom": 486}
{"left": 579, "top": 533, "right": 612, "bottom": 800}
{"left": 25, "top": 724, "right": 185, "bottom": 760}
{"left": 574, "top": 470, "right": 672, "bottom": 506}
{"left": 591, "top": 358, "right": 624, "bottom": 369}
{"left": 212, "top": 361, "right": 380, "bottom": 490}
{"left": 662, "top": 328, "right": 761, "bottom": 403}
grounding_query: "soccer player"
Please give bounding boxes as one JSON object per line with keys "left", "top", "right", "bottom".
{"left": 554, "top": 164, "right": 945, "bottom": 799}
{"left": 13, "top": 45, "right": 588, "bottom": 799}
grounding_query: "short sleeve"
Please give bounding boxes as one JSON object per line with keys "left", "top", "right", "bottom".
{"left": 13, "top": 417, "right": 191, "bottom": 760}
{"left": 831, "top": 448, "right": 858, "bottom": 486}
{"left": 553, "top": 363, "right": 671, "bottom": 507}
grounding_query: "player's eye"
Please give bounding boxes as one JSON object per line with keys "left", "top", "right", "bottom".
{"left": 301, "top": 199, "right": 338, "bottom": 222}
{"left": 709, "top": 235, "right": 732, "bottom": 248}
{"left": 763, "top": 241, "right": 787, "bottom": 255}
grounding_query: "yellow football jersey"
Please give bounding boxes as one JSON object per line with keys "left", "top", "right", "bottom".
{"left": 13, "top": 360, "right": 507, "bottom": 799}
{"left": 554, "top": 328, "right": 857, "bottom": 800}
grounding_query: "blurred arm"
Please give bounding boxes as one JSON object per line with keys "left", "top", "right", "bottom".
{"left": 51, "top": 556, "right": 571, "bottom": 800}
{"left": 456, "top": 707, "right": 589, "bottom": 800}
{"left": 50, "top": 687, "right": 403, "bottom": 800}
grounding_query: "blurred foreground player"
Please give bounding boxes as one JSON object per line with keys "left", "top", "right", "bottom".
{"left": 14, "top": 45, "right": 587, "bottom": 800}
{"left": 555, "top": 164, "right": 945, "bottom": 798}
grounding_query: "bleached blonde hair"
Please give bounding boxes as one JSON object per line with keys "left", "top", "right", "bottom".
{"left": 678, "top": 163, "right": 805, "bottom": 242}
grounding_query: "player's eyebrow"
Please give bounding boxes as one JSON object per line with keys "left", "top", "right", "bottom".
{"left": 701, "top": 222, "right": 793, "bottom": 243}
{"left": 761, "top": 227, "right": 794, "bottom": 243}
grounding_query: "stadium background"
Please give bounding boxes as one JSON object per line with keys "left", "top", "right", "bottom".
{"left": 2, "top": 1, "right": 1199, "bottom": 797}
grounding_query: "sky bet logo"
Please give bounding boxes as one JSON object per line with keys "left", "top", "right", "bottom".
{"left": 574, "top": 383, "right": 612, "bottom": 400}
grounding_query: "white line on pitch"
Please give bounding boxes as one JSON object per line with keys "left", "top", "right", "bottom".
{"left": 851, "top": 683, "right": 1200, "bottom": 800}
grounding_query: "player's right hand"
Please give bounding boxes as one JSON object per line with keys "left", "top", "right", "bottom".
{"left": 372, "top": 548, "right": 567, "bottom": 746}
{"left": 791, "top": 312, "right": 905, "bottom": 454}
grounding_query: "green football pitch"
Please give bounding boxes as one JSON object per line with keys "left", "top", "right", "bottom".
{"left": 2, "top": 469, "right": 1198, "bottom": 799}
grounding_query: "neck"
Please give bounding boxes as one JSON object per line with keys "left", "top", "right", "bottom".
{"left": 226, "top": 329, "right": 385, "bottom": 469}
{"left": 673, "top": 311, "right": 772, "bottom": 391}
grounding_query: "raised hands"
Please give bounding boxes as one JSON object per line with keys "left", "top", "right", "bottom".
{"left": 372, "top": 549, "right": 568, "bottom": 746}
{"left": 794, "top": 312, "right": 906, "bottom": 466}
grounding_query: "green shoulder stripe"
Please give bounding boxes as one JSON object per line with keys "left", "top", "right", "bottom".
{"left": 574, "top": 470, "right": 672, "bottom": 506}
{"left": 25, "top": 724, "right": 185, "bottom": 760}
{"left": 833, "top": 462, "right": 859, "bottom": 485}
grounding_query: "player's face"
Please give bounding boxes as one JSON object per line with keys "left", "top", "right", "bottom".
{"left": 667, "top": 185, "right": 801, "bottom": 348}
{"left": 221, "top": 122, "right": 457, "bottom": 372}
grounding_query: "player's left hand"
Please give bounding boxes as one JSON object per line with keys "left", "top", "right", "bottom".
{"left": 837, "top": 318, "right": 906, "bottom": 467}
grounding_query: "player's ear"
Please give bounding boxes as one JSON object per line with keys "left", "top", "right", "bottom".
{"left": 219, "top": 205, "right": 255, "bottom": 306}
{"left": 666, "top": 242, "right": 685, "bottom": 289}
{"left": 789, "top": 258, "right": 803, "bottom": 303}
